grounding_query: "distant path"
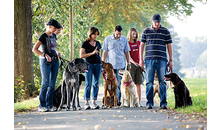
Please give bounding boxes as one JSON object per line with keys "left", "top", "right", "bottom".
{"left": 14, "top": 86, "right": 207, "bottom": 130}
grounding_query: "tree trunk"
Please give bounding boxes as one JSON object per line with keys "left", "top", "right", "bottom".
{"left": 14, "top": 0, "right": 36, "bottom": 101}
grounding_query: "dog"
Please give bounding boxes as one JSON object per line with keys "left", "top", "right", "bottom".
{"left": 101, "top": 61, "right": 118, "bottom": 108}
{"left": 53, "top": 74, "right": 85, "bottom": 108}
{"left": 153, "top": 72, "right": 169, "bottom": 98}
{"left": 119, "top": 69, "right": 139, "bottom": 108}
{"left": 58, "top": 58, "right": 89, "bottom": 111}
{"left": 164, "top": 73, "right": 192, "bottom": 108}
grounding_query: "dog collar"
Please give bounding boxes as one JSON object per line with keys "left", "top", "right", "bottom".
{"left": 174, "top": 81, "right": 181, "bottom": 87}
{"left": 123, "top": 81, "right": 132, "bottom": 86}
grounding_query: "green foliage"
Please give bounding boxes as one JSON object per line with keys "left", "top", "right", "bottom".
{"left": 31, "top": 0, "right": 205, "bottom": 93}
{"left": 14, "top": 75, "right": 25, "bottom": 103}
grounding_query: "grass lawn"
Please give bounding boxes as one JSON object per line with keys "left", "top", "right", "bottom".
{"left": 166, "top": 78, "right": 207, "bottom": 116}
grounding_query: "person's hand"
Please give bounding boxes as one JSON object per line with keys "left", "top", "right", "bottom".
{"left": 57, "top": 51, "right": 62, "bottom": 59}
{"left": 167, "top": 60, "right": 173, "bottom": 73}
{"left": 45, "top": 54, "right": 51, "bottom": 62}
{"left": 92, "top": 47, "right": 99, "bottom": 55}
{"left": 139, "top": 60, "right": 145, "bottom": 71}
{"left": 134, "top": 62, "right": 139, "bottom": 67}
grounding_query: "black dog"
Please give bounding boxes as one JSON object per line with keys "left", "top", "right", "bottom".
{"left": 58, "top": 58, "right": 89, "bottom": 111}
{"left": 53, "top": 74, "right": 85, "bottom": 108}
{"left": 164, "top": 73, "right": 192, "bottom": 108}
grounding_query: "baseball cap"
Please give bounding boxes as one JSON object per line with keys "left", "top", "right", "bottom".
{"left": 47, "top": 19, "right": 62, "bottom": 29}
{"left": 152, "top": 14, "right": 161, "bottom": 22}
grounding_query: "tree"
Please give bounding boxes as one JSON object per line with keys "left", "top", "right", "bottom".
{"left": 14, "top": 0, "right": 36, "bottom": 102}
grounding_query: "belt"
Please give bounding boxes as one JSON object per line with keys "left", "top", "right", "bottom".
{"left": 51, "top": 56, "right": 58, "bottom": 60}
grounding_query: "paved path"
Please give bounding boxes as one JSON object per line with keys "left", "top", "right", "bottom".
{"left": 14, "top": 86, "right": 206, "bottom": 130}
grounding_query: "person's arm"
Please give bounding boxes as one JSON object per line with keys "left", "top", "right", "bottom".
{"left": 55, "top": 49, "right": 62, "bottom": 59}
{"left": 80, "top": 47, "right": 99, "bottom": 58}
{"left": 139, "top": 42, "right": 145, "bottom": 71}
{"left": 167, "top": 43, "right": 173, "bottom": 72}
{"left": 32, "top": 40, "right": 51, "bottom": 62}
{"left": 125, "top": 51, "right": 131, "bottom": 70}
{"left": 102, "top": 50, "right": 108, "bottom": 62}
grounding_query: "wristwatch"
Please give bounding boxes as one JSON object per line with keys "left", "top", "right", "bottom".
{"left": 43, "top": 53, "right": 46, "bottom": 57}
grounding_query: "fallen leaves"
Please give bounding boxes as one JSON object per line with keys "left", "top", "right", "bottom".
{"left": 81, "top": 119, "right": 87, "bottom": 121}
{"left": 118, "top": 115, "right": 124, "bottom": 118}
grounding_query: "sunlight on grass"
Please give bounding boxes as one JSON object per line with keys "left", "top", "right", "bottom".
{"left": 167, "top": 78, "right": 207, "bottom": 116}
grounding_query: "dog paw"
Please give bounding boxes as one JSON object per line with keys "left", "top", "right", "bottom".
{"left": 77, "top": 106, "right": 81, "bottom": 110}
{"left": 66, "top": 108, "right": 71, "bottom": 111}
{"left": 114, "top": 106, "right": 119, "bottom": 109}
{"left": 102, "top": 106, "right": 107, "bottom": 109}
{"left": 72, "top": 106, "right": 77, "bottom": 111}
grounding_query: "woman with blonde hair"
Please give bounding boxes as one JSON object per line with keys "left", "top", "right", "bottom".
{"left": 80, "top": 27, "right": 102, "bottom": 110}
{"left": 32, "top": 19, "right": 62, "bottom": 112}
{"left": 127, "top": 27, "right": 144, "bottom": 107}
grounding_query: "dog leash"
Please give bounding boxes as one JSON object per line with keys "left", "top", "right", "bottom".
{"left": 59, "top": 57, "right": 70, "bottom": 71}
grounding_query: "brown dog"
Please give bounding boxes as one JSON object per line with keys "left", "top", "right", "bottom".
{"left": 101, "top": 61, "right": 118, "bottom": 108}
{"left": 154, "top": 72, "right": 169, "bottom": 98}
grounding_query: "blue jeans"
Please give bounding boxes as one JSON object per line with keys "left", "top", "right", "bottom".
{"left": 39, "top": 58, "right": 59, "bottom": 109}
{"left": 84, "top": 63, "right": 102, "bottom": 101}
{"left": 145, "top": 59, "right": 167, "bottom": 107}
{"left": 114, "top": 68, "right": 125, "bottom": 103}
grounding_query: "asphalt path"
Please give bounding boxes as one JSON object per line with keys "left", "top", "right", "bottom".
{"left": 14, "top": 86, "right": 207, "bottom": 130}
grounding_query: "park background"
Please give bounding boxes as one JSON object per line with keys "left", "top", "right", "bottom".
{"left": 14, "top": 0, "right": 207, "bottom": 114}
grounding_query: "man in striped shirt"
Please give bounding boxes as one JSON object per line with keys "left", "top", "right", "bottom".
{"left": 139, "top": 14, "right": 173, "bottom": 109}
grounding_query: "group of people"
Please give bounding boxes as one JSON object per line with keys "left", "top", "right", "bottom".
{"left": 33, "top": 14, "right": 173, "bottom": 112}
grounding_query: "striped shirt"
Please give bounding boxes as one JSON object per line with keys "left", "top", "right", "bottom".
{"left": 140, "top": 25, "right": 172, "bottom": 61}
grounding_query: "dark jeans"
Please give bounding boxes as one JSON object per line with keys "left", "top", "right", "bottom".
{"left": 39, "top": 58, "right": 59, "bottom": 109}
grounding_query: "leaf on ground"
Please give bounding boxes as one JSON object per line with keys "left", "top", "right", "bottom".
{"left": 18, "top": 122, "right": 23, "bottom": 125}
{"left": 109, "top": 127, "right": 114, "bottom": 130}
{"left": 113, "top": 115, "right": 116, "bottom": 117}
{"left": 117, "top": 110, "right": 121, "bottom": 113}
{"left": 181, "top": 124, "right": 186, "bottom": 127}
{"left": 94, "top": 112, "right": 98, "bottom": 114}
{"left": 81, "top": 119, "right": 86, "bottom": 121}
{"left": 94, "top": 124, "right": 101, "bottom": 130}
{"left": 118, "top": 115, "right": 124, "bottom": 118}
{"left": 22, "top": 126, "right": 27, "bottom": 129}
{"left": 186, "top": 125, "right": 191, "bottom": 129}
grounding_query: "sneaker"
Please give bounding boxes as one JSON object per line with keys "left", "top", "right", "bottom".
{"left": 139, "top": 102, "right": 143, "bottom": 107}
{"left": 49, "top": 107, "right": 57, "bottom": 112}
{"left": 90, "top": 102, "right": 100, "bottom": 109}
{"left": 160, "top": 105, "right": 167, "bottom": 109}
{"left": 38, "top": 107, "right": 48, "bottom": 112}
{"left": 146, "top": 104, "right": 152, "bottom": 109}
{"left": 85, "top": 102, "right": 91, "bottom": 110}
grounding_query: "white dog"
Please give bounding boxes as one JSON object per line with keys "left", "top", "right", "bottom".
{"left": 119, "top": 70, "right": 140, "bottom": 108}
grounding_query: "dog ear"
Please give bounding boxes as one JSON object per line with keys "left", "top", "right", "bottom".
{"left": 68, "top": 63, "right": 77, "bottom": 73}
{"left": 74, "top": 58, "right": 80, "bottom": 64}
{"left": 175, "top": 73, "right": 180, "bottom": 81}
{"left": 109, "top": 64, "right": 113, "bottom": 69}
